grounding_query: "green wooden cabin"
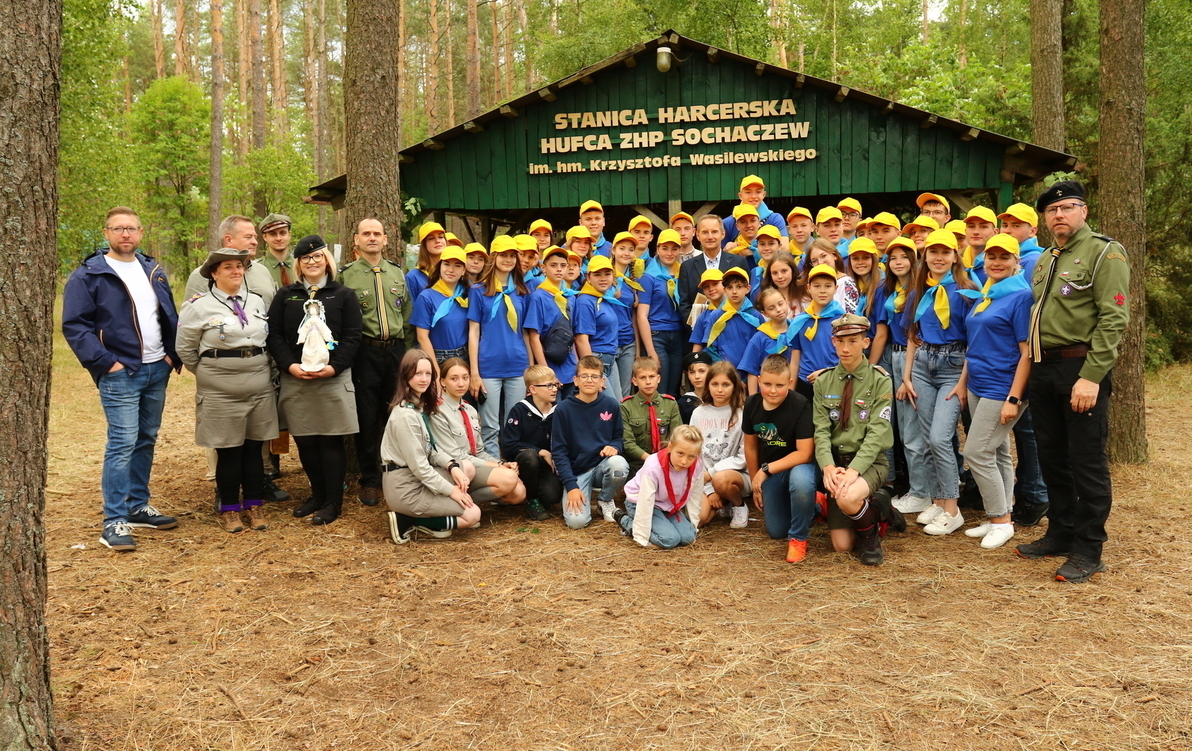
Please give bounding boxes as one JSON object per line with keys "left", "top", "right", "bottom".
{"left": 309, "top": 31, "right": 1075, "bottom": 240}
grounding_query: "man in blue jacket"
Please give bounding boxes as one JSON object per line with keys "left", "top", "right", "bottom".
{"left": 62, "top": 207, "right": 182, "bottom": 552}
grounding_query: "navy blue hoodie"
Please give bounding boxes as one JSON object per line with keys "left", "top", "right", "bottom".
{"left": 550, "top": 391, "right": 624, "bottom": 492}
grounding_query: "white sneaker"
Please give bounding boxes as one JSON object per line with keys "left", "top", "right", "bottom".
{"left": 924, "top": 509, "right": 964, "bottom": 535}
{"left": 916, "top": 504, "right": 944, "bottom": 525}
{"left": 979, "top": 524, "right": 1015, "bottom": 549}
{"left": 965, "top": 523, "right": 992, "bottom": 538}
{"left": 598, "top": 500, "right": 618, "bottom": 522}
{"left": 893, "top": 494, "right": 932, "bottom": 514}
{"left": 729, "top": 505, "right": 749, "bottom": 529}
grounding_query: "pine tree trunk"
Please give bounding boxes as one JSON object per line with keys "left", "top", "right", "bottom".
{"left": 921, "top": 0, "right": 929, "bottom": 43}
{"left": 303, "top": 0, "right": 316, "bottom": 126}
{"left": 397, "top": 0, "right": 407, "bottom": 138}
{"left": 502, "top": 0, "right": 513, "bottom": 97}
{"left": 957, "top": 0, "right": 968, "bottom": 68}
{"left": 0, "top": 0, "right": 60, "bottom": 747}
{"left": 344, "top": 0, "right": 403, "bottom": 246}
{"left": 316, "top": 0, "right": 329, "bottom": 236}
{"left": 174, "top": 0, "right": 189, "bottom": 77}
{"left": 770, "top": 0, "right": 787, "bottom": 67}
{"left": 519, "top": 0, "right": 531, "bottom": 91}
{"left": 238, "top": 0, "right": 251, "bottom": 160}
{"left": 1030, "top": 0, "right": 1065, "bottom": 151}
{"left": 250, "top": 0, "right": 268, "bottom": 216}
{"left": 491, "top": 0, "right": 501, "bottom": 104}
{"left": 209, "top": 0, "right": 226, "bottom": 250}
{"left": 269, "top": 0, "right": 288, "bottom": 137}
{"left": 1100, "top": 0, "right": 1147, "bottom": 464}
{"left": 466, "top": 0, "right": 479, "bottom": 117}
{"left": 428, "top": 0, "right": 440, "bottom": 133}
{"left": 446, "top": 0, "right": 457, "bottom": 128}
{"left": 152, "top": 0, "right": 166, "bottom": 77}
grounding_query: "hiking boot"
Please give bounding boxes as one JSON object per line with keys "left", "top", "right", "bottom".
{"left": 526, "top": 498, "right": 551, "bottom": 521}
{"left": 99, "top": 522, "right": 136, "bottom": 552}
{"left": 1055, "top": 554, "right": 1105, "bottom": 583}
{"left": 729, "top": 505, "right": 749, "bottom": 529}
{"left": 292, "top": 497, "right": 322, "bottom": 518}
{"left": 359, "top": 486, "right": 380, "bottom": 507}
{"left": 1012, "top": 501, "right": 1050, "bottom": 528}
{"left": 264, "top": 479, "right": 290, "bottom": 503}
{"left": 243, "top": 504, "right": 268, "bottom": 530}
{"left": 387, "top": 511, "right": 412, "bottom": 544}
{"left": 126, "top": 505, "right": 178, "bottom": 530}
{"left": 220, "top": 511, "right": 245, "bottom": 534}
{"left": 598, "top": 500, "right": 618, "bottom": 522}
{"left": 872, "top": 488, "right": 906, "bottom": 533}
{"left": 1015, "top": 536, "right": 1071, "bottom": 560}
{"left": 786, "top": 538, "right": 808, "bottom": 563}
{"left": 858, "top": 534, "right": 884, "bottom": 566}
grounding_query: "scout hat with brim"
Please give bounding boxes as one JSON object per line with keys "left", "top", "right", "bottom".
{"left": 258, "top": 213, "right": 291, "bottom": 233}
{"left": 200, "top": 247, "right": 252, "bottom": 278}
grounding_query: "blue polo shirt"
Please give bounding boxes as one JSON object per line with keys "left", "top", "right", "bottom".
{"left": 573, "top": 292, "right": 620, "bottom": 355}
{"left": 592, "top": 235, "right": 613, "bottom": 257}
{"left": 466, "top": 282, "right": 529, "bottom": 379}
{"left": 789, "top": 317, "right": 840, "bottom": 380}
{"left": 410, "top": 286, "right": 469, "bottom": 351}
{"left": 1019, "top": 237, "right": 1044, "bottom": 279}
{"left": 405, "top": 268, "right": 431, "bottom": 306}
{"left": 914, "top": 283, "right": 974, "bottom": 346}
{"left": 639, "top": 272, "right": 682, "bottom": 332}
{"left": 880, "top": 290, "right": 912, "bottom": 347}
{"left": 739, "top": 327, "right": 791, "bottom": 376}
{"left": 965, "top": 285, "right": 1032, "bottom": 400}
{"left": 524, "top": 287, "right": 577, "bottom": 385}
{"left": 697, "top": 307, "right": 761, "bottom": 367}
{"left": 610, "top": 277, "right": 639, "bottom": 346}
{"left": 690, "top": 305, "right": 717, "bottom": 345}
{"left": 858, "top": 284, "right": 889, "bottom": 339}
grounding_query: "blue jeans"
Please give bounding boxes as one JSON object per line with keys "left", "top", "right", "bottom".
{"left": 594, "top": 352, "right": 621, "bottom": 402}
{"left": 760, "top": 462, "right": 818, "bottom": 540}
{"left": 98, "top": 359, "right": 171, "bottom": 524}
{"left": 649, "top": 329, "right": 683, "bottom": 397}
{"left": 615, "top": 342, "right": 637, "bottom": 399}
{"left": 480, "top": 377, "right": 526, "bottom": 457}
{"left": 1012, "top": 405, "right": 1050, "bottom": 506}
{"left": 621, "top": 501, "right": 697, "bottom": 548}
{"left": 910, "top": 345, "right": 965, "bottom": 500}
{"left": 564, "top": 455, "right": 630, "bottom": 528}
{"left": 890, "top": 349, "right": 932, "bottom": 500}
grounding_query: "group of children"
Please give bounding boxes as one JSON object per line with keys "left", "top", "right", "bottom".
{"left": 382, "top": 177, "right": 1048, "bottom": 567}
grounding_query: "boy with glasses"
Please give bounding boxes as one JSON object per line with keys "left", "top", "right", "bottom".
{"left": 501, "top": 365, "right": 563, "bottom": 520}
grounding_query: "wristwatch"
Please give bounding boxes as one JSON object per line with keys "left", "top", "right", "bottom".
{"left": 760, "top": 463, "right": 772, "bottom": 477}
{"left": 1006, "top": 396, "right": 1021, "bottom": 405}
{"left": 447, "top": 460, "right": 461, "bottom": 471}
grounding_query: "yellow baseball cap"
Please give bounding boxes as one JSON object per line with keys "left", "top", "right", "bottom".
{"left": 445, "top": 232, "right": 464, "bottom": 247}
{"left": 722, "top": 267, "right": 750, "bottom": 284}
{"left": 513, "top": 234, "right": 538, "bottom": 251}
{"left": 886, "top": 237, "right": 917, "bottom": 255}
{"left": 612, "top": 231, "right": 636, "bottom": 247}
{"left": 945, "top": 219, "right": 967, "bottom": 237}
{"left": 816, "top": 207, "right": 843, "bottom": 224}
{"left": 925, "top": 229, "right": 959, "bottom": 250}
{"left": 440, "top": 247, "right": 468, "bottom": 265}
{"left": 854, "top": 217, "right": 873, "bottom": 232}
{"left": 670, "top": 211, "right": 694, "bottom": 225}
{"left": 787, "top": 206, "right": 813, "bottom": 222}
{"left": 565, "top": 225, "right": 594, "bottom": 242}
{"left": 964, "top": 206, "right": 998, "bottom": 225}
{"left": 418, "top": 221, "right": 446, "bottom": 243}
{"left": 529, "top": 219, "right": 553, "bottom": 234}
{"left": 984, "top": 234, "right": 1021, "bottom": 256}
{"left": 490, "top": 235, "right": 519, "bottom": 254}
{"left": 848, "top": 237, "right": 878, "bottom": 256}
{"left": 698, "top": 269, "right": 725, "bottom": 286}
{"left": 464, "top": 242, "right": 488, "bottom": 255}
{"left": 807, "top": 263, "right": 839, "bottom": 281}
{"left": 657, "top": 229, "right": 682, "bottom": 246}
{"left": 837, "top": 197, "right": 862, "bottom": 214}
{"left": 542, "top": 245, "right": 569, "bottom": 262}
{"left": 756, "top": 225, "right": 782, "bottom": 241}
{"left": 870, "top": 211, "right": 902, "bottom": 231}
{"left": 732, "top": 203, "right": 761, "bottom": 220}
{"left": 903, "top": 215, "right": 940, "bottom": 233}
{"left": 916, "top": 193, "right": 951, "bottom": 211}
{"left": 998, "top": 203, "right": 1039, "bottom": 227}
{"left": 628, "top": 215, "right": 652, "bottom": 231}
{"left": 579, "top": 200, "right": 603, "bottom": 215}
{"left": 587, "top": 255, "right": 615, "bottom": 273}
{"left": 739, "top": 174, "right": 765, "bottom": 191}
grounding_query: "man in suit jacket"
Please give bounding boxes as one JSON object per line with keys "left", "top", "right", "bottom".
{"left": 679, "top": 213, "right": 750, "bottom": 326}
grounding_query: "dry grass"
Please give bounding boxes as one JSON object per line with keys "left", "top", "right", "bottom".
{"left": 46, "top": 329, "right": 1192, "bottom": 750}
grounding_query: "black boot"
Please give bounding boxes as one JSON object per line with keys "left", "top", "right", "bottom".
{"left": 293, "top": 496, "right": 322, "bottom": 517}
{"left": 265, "top": 478, "right": 290, "bottom": 502}
{"left": 265, "top": 453, "right": 282, "bottom": 480}
{"left": 872, "top": 487, "right": 906, "bottom": 534}
{"left": 850, "top": 501, "right": 884, "bottom": 566}
{"left": 311, "top": 500, "right": 341, "bottom": 526}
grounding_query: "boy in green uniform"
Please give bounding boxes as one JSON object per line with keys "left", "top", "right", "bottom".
{"left": 621, "top": 357, "right": 683, "bottom": 479}
{"left": 812, "top": 314, "right": 903, "bottom": 566}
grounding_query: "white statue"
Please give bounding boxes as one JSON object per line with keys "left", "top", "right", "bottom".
{"left": 297, "top": 299, "right": 335, "bottom": 372}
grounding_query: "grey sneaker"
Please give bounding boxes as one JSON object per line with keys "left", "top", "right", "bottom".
{"left": 99, "top": 522, "right": 136, "bottom": 552}
{"left": 1055, "top": 554, "right": 1105, "bottom": 583}
{"left": 126, "top": 505, "right": 178, "bottom": 530}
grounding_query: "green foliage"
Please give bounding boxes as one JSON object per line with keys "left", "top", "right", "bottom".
{"left": 129, "top": 76, "right": 211, "bottom": 270}
{"left": 222, "top": 136, "right": 322, "bottom": 238}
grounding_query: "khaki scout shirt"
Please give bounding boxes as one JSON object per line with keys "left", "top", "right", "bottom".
{"left": 258, "top": 252, "right": 295, "bottom": 289}
{"left": 620, "top": 391, "right": 683, "bottom": 462}
{"left": 338, "top": 257, "right": 413, "bottom": 343}
{"left": 1029, "top": 223, "right": 1130, "bottom": 383}
{"left": 811, "top": 360, "right": 893, "bottom": 474}
{"left": 175, "top": 286, "right": 271, "bottom": 370}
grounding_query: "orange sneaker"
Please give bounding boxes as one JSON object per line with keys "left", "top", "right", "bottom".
{"left": 786, "top": 538, "right": 807, "bottom": 563}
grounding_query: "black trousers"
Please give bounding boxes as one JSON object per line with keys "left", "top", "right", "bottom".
{"left": 352, "top": 342, "right": 405, "bottom": 488}
{"left": 1029, "top": 357, "right": 1114, "bottom": 559}
{"left": 514, "top": 449, "right": 563, "bottom": 506}
{"left": 215, "top": 439, "right": 265, "bottom": 510}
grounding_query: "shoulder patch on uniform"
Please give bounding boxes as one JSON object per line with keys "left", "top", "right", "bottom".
{"left": 880, "top": 392, "right": 893, "bottom": 400}
{"left": 1091, "top": 233, "right": 1116, "bottom": 243}
{"left": 661, "top": 393, "right": 677, "bottom": 400}
{"left": 873, "top": 365, "right": 889, "bottom": 377}
{"left": 186, "top": 293, "right": 204, "bottom": 303}
{"left": 621, "top": 395, "right": 635, "bottom": 402}
{"left": 1105, "top": 252, "right": 1127, "bottom": 263}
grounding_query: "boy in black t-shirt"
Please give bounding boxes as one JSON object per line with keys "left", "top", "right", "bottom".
{"left": 743, "top": 354, "right": 817, "bottom": 563}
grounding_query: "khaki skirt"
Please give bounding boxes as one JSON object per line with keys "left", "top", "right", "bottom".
{"left": 278, "top": 368, "right": 360, "bottom": 437}
{"left": 194, "top": 354, "right": 279, "bottom": 449}
{"left": 383, "top": 466, "right": 463, "bottom": 518}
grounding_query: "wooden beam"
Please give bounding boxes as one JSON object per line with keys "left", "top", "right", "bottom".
{"left": 500, "top": 104, "right": 519, "bottom": 118}
{"left": 795, "top": 73, "right": 805, "bottom": 88}
{"left": 959, "top": 127, "right": 979, "bottom": 141}
{"left": 920, "top": 114, "right": 937, "bottom": 129}
{"left": 882, "top": 101, "right": 895, "bottom": 115}
{"left": 667, "top": 32, "right": 680, "bottom": 45}
{"left": 463, "top": 121, "right": 484, "bottom": 133}
{"left": 1004, "top": 141, "right": 1027, "bottom": 155}
{"left": 624, "top": 56, "right": 636, "bottom": 68}
{"left": 399, "top": 154, "right": 415, "bottom": 164}
{"left": 579, "top": 75, "right": 594, "bottom": 85}
{"left": 632, "top": 204, "right": 668, "bottom": 231}
{"left": 422, "top": 138, "right": 445, "bottom": 150}
{"left": 691, "top": 201, "right": 721, "bottom": 222}
{"left": 755, "top": 63, "right": 766, "bottom": 76}
{"left": 537, "top": 88, "right": 557, "bottom": 102}
{"left": 706, "top": 47, "right": 720, "bottom": 63}
{"left": 834, "top": 86, "right": 849, "bottom": 102}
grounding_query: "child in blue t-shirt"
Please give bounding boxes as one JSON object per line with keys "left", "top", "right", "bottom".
{"left": 573, "top": 255, "right": 626, "bottom": 398}
{"left": 638, "top": 229, "right": 686, "bottom": 397}
{"left": 608, "top": 232, "right": 643, "bottom": 398}
{"left": 787, "top": 264, "right": 844, "bottom": 400}
{"left": 740, "top": 287, "right": 793, "bottom": 394}
{"left": 693, "top": 267, "right": 762, "bottom": 374}
{"left": 411, "top": 247, "right": 472, "bottom": 365}
{"left": 524, "top": 246, "right": 579, "bottom": 398}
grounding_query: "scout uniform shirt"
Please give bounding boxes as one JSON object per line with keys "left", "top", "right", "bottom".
{"left": 258, "top": 251, "right": 295, "bottom": 289}
{"left": 620, "top": 391, "right": 682, "bottom": 463}
{"left": 1028, "top": 223, "right": 1130, "bottom": 384}
{"left": 176, "top": 286, "right": 271, "bottom": 368}
{"left": 811, "top": 360, "right": 893, "bottom": 474}
{"left": 338, "top": 257, "right": 413, "bottom": 346}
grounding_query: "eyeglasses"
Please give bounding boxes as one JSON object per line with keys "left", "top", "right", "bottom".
{"left": 531, "top": 382, "right": 562, "bottom": 390}
{"left": 1043, "top": 202, "right": 1086, "bottom": 217}
{"left": 575, "top": 374, "right": 604, "bottom": 382}
{"left": 105, "top": 226, "right": 142, "bottom": 234}
{"left": 299, "top": 255, "right": 327, "bottom": 264}
{"left": 840, "top": 211, "right": 861, "bottom": 219}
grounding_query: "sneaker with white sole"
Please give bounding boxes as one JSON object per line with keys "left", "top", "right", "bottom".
{"left": 916, "top": 504, "right": 944, "bottom": 525}
{"left": 99, "top": 522, "right": 136, "bottom": 552}
{"left": 598, "top": 500, "right": 618, "bottom": 522}
{"left": 893, "top": 494, "right": 932, "bottom": 514}
{"left": 729, "top": 505, "right": 748, "bottom": 529}
{"left": 716, "top": 505, "right": 731, "bottom": 519}
{"left": 965, "top": 522, "right": 992, "bottom": 538}
{"left": 979, "top": 524, "right": 1015, "bottom": 549}
{"left": 924, "top": 509, "right": 964, "bottom": 535}
{"left": 126, "top": 505, "right": 178, "bottom": 530}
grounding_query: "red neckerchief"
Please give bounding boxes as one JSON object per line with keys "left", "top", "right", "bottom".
{"left": 658, "top": 448, "right": 696, "bottom": 519}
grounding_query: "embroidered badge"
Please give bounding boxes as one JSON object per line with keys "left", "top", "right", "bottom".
{"left": 859, "top": 409, "right": 869, "bottom": 421}
{"left": 599, "top": 411, "right": 613, "bottom": 421}
{"left": 1060, "top": 284, "right": 1073, "bottom": 296}
{"left": 879, "top": 406, "right": 892, "bottom": 421}
{"left": 829, "top": 409, "right": 840, "bottom": 421}
{"left": 1114, "top": 293, "right": 1125, "bottom": 306}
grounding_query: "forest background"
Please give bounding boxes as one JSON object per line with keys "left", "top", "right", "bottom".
{"left": 59, "top": 0, "right": 1191, "bottom": 366}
